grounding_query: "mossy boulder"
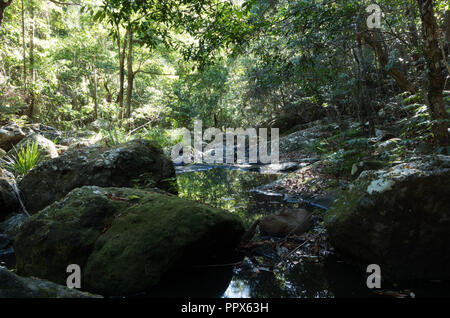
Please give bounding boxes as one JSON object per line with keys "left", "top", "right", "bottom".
{"left": 19, "top": 139, "right": 177, "bottom": 214}
{"left": 0, "top": 168, "right": 19, "bottom": 221}
{"left": 7, "top": 133, "right": 58, "bottom": 161}
{"left": 324, "top": 155, "right": 450, "bottom": 281}
{"left": 0, "top": 266, "right": 101, "bottom": 298}
{"left": 14, "top": 186, "right": 245, "bottom": 296}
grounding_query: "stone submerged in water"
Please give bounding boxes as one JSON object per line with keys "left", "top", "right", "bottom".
{"left": 0, "top": 266, "right": 101, "bottom": 298}
{"left": 324, "top": 155, "right": 450, "bottom": 281}
{"left": 14, "top": 186, "right": 245, "bottom": 296}
{"left": 19, "top": 139, "right": 177, "bottom": 214}
{"left": 259, "top": 207, "right": 313, "bottom": 237}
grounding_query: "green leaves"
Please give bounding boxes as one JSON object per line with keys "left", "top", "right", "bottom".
{"left": 2, "top": 141, "right": 42, "bottom": 176}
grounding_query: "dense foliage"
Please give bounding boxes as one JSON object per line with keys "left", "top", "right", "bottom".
{"left": 0, "top": 0, "right": 449, "bottom": 145}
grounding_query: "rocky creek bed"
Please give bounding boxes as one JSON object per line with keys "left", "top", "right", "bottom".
{"left": 175, "top": 165, "right": 450, "bottom": 298}
{"left": 1, "top": 120, "right": 450, "bottom": 298}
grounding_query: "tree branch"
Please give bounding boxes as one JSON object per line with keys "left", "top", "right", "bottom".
{"left": 133, "top": 70, "right": 178, "bottom": 77}
{"left": 48, "top": 0, "right": 81, "bottom": 6}
{"left": 362, "top": 28, "right": 418, "bottom": 94}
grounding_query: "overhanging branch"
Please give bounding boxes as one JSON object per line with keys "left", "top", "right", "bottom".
{"left": 48, "top": 0, "right": 81, "bottom": 6}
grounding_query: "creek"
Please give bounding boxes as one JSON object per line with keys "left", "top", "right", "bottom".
{"left": 1, "top": 164, "right": 448, "bottom": 298}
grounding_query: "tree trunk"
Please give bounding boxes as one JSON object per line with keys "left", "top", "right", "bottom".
{"left": 445, "top": 10, "right": 450, "bottom": 53}
{"left": 406, "top": 4, "right": 420, "bottom": 48}
{"left": 26, "top": 7, "right": 35, "bottom": 119}
{"left": 362, "top": 29, "right": 418, "bottom": 94}
{"left": 0, "top": 0, "right": 12, "bottom": 27}
{"left": 125, "top": 25, "right": 133, "bottom": 121}
{"left": 104, "top": 81, "right": 112, "bottom": 103}
{"left": 69, "top": 48, "right": 77, "bottom": 111}
{"left": 117, "top": 28, "right": 127, "bottom": 124}
{"left": 21, "top": 0, "right": 27, "bottom": 90}
{"left": 93, "top": 65, "right": 98, "bottom": 121}
{"left": 214, "top": 112, "right": 218, "bottom": 127}
{"left": 417, "top": 0, "right": 449, "bottom": 146}
{"left": 356, "top": 21, "right": 375, "bottom": 136}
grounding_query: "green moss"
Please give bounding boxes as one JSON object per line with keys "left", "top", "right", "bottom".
{"left": 15, "top": 186, "right": 245, "bottom": 296}
{"left": 324, "top": 182, "right": 367, "bottom": 225}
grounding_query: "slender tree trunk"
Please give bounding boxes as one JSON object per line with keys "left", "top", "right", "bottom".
{"left": 21, "top": 0, "right": 27, "bottom": 90}
{"left": 405, "top": 3, "right": 423, "bottom": 71}
{"left": 213, "top": 112, "right": 218, "bottom": 127}
{"left": 104, "top": 81, "right": 112, "bottom": 103}
{"left": 72, "top": 50, "right": 78, "bottom": 111}
{"left": 117, "top": 27, "right": 127, "bottom": 124}
{"left": 93, "top": 64, "right": 98, "bottom": 121}
{"left": 445, "top": 10, "right": 450, "bottom": 53}
{"left": 125, "top": 25, "right": 133, "bottom": 122}
{"left": 0, "top": 0, "right": 12, "bottom": 27}
{"left": 126, "top": 25, "right": 134, "bottom": 118}
{"left": 417, "top": 0, "right": 449, "bottom": 146}
{"left": 356, "top": 21, "right": 375, "bottom": 136}
{"left": 355, "top": 49, "right": 375, "bottom": 136}
{"left": 26, "top": 7, "right": 35, "bottom": 119}
{"left": 406, "top": 3, "right": 420, "bottom": 48}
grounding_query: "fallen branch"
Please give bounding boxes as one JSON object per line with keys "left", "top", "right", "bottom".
{"left": 284, "top": 233, "right": 320, "bottom": 258}
{"left": 128, "top": 119, "right": 154, "bottom": 135}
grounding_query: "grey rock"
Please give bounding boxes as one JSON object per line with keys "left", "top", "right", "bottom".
{"left": 0, "top": 168, "right": 19, "bottom": 221}
{"left": 19, "top": 139, "right": 177, "bottom": 214}
{"left": 0, "top": 213, "right": 28, "bottom": 242}
{"left": 7, "top": 133, "right": 58, "bottom": 161}
{"left": 325, "top": 156, "right": 450, "bottom": 281}
{"left": 0, "top": 123, "right": 26, "bottom": 151}
{"left": 0, "top": 266, "right": 102, "bottom": 298}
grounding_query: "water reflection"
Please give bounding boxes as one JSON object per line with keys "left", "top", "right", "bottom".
{"left": 176, "top": 167, "right": 450, "bottom": 298}
{"left": 229, "top": 260, "right": 333, "bottom": 298}
{"left": 176, "top": 167, "right": 345, "bottom": 298}
{"left": 177, "top": 167, "right": 281, "bottom": 226}
{"left": 145, "top": 266, "right": 235, "bottom": 298}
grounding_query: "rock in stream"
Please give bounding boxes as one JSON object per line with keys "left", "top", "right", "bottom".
{"left": 325, "top": 155, "right": 450, "bottom": 281}
{"left": 14, "top": 186, "right": 244, "bottom": 296}
{"left": 19, "top": 139, "right": 177, "bottom": 214}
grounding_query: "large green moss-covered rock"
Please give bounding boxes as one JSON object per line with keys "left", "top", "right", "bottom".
{"left": 14, "top": 186, "right": 244, "bottom": 296}
{"left": 19, "top": 139, "right": 177, "bottom": 214}
{"left": 324, "top": 155, "right": 450, "bottom": 281}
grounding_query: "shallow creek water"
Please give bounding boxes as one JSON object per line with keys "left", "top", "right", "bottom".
{"left": 1, "top": 164, "right": 448, "bottom": 298}
{"left": 157, "top": 165, "right": 449, "bottom": 298}
{"left": 164, "top": 166, "right": 373, "bottom": 298}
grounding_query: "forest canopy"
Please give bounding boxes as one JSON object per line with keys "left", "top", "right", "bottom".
{"left": 0, "top": 0, "right": 450, "bottom": 301}
{"left": 0, "top": 0, "right": 449, "bottom": 145}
